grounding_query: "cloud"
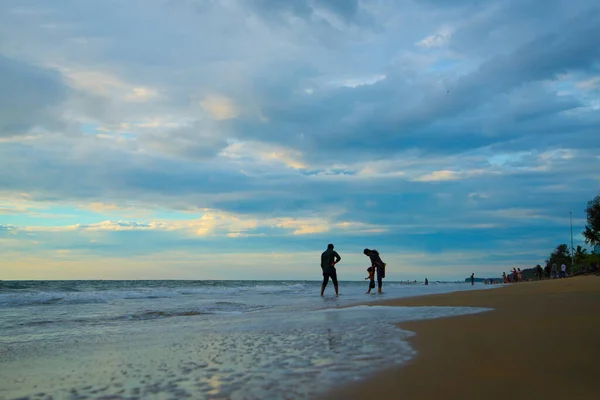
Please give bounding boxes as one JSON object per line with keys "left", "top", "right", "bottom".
{"left": 200, "top": 95, "right": 239, "bottom": 120}
{"left": 219, "top": 140, "right": 307, "bottom": 170}
{"left": 577, "top": 76, "right": 600, "bottom": 90}
{"left": 247, "top": 0, "right": 362, "bottom": 24}
{"left": 0, "top": 55, "right": 67, "bottom": 137}
{"left": 0, "top": 224, "right": 17, "bottom": 232}
{"left": 60, "top": 68, "right": 158, "bottom": 103}
{"left": 413, "top": 170, "right": 461, "bottom": 182}
{"left": 85, "top": 202, "right": 126, "bottom": 213}
{"left": 416, "top": 27, "right": 453, "bottom": 48}
{"left": 12, "top": 209, "right": 386, "bottom": 238}
{"left": 0, "top": 0, "right": 599, "bottom": 279}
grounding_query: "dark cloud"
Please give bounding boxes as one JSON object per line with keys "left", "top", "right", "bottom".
{"left": 140, "top": 122, "right": 230, "bottom": 161}
{"left": 375, "top": 9, "right": 600, "bottom": 144}
{"left": 247, "top": 0, "right": 361, "bottom": 22}
{"left": 0, "top": 55, "right": 67, "bottom": 137}
{"left": 172, "top": 6, "right": 599, "bottom": 164}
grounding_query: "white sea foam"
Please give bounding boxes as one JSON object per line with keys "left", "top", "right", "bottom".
{"left": 1, "top": 299, "right": 492, "bottom": 400}
{"left": 0, "top": 280, "right": 498, "bottom": 399}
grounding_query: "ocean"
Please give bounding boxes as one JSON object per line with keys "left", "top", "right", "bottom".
{"left": 0, "top": 280, "right": 493, "bottom": 400}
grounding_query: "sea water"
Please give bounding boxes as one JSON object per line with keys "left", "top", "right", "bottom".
{"left": 0, "top": 280, "right": 494, "bottom": 399}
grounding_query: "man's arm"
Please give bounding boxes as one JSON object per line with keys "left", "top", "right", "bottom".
{"left": 333, "top": 251, "right": 341, "bottom": 264}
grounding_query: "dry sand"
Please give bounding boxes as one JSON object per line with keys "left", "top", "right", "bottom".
{"left": 320, "top": 276, "right": 600, "bottom": 400}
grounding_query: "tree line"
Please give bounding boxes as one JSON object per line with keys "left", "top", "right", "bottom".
{"left": 532, "top": 194, "right": 600, "bottom": 278}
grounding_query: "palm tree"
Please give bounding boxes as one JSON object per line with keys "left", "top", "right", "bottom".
{"left": 574, "top": 245, "right": 588, "bottom": 264}
{"left": 583, "top": 195, "right": 600, "bottom": 247}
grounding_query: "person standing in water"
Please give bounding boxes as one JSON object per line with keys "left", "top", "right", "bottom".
{"left": 363, "top": 249, "right": 386, "bottom": 294}
{"left": 471, "top": 273, "right": 475, "bottom": 286}
{"left": 320, "top": 244, "right": 341, "bottom": 296}
{"left": 365, "top": 266, "right": 375, "bottom": 294}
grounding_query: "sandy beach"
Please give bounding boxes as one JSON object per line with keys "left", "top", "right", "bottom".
{"left": 321, "top": 276, "right": 600, "bottom": 400}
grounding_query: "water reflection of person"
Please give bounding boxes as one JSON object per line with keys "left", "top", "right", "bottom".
{"left": 327, "top": 328, "right": 341, "bottom": 351}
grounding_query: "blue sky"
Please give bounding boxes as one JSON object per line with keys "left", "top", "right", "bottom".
{"left": 1, "top": 0, "right": 599, "bottom": 280}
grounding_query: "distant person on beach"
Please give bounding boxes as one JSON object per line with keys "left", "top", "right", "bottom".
{"left": 502, "top": 272, "right": 507, "bottom": 283}
{"left": 536, "top": 265, "right": 543, "bottom": 280}
{"left": 425, "top": 278, "right": 428, "bottom": 285}
{"left": 470, "top": 273, "right": 475, "bottom": 285}
{"left": 365, "top": 267, "right": 375, "bottom": 294}
{"left": 561, "top": 264, "right": 567, "bottom": 278}
{"left": 320, "top": 244, "right": 341, "bottom": 296}
{"left": 363, "top": 249, "right": 386, "bottom": 294}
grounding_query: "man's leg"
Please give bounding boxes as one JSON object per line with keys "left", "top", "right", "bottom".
{"left": 377, "top": 269, "right": 383, "bottom": 293}
{"left": 331, "top": 270, "right": 339, "bottom": 296}
{"left": 321, "top": 273, "right": 329, "bottom": 296}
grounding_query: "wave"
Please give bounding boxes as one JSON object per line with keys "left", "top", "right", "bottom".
{"left": 0, "top": 281, "right": 315, "bottom": 308}
{"left": 126, "top": 310, "right": 207, "bottom": 320}
{"left": 5, "top": 302, "right": 271, "bottom": 330}
{"left": 0, "top": 286, "right": 241, "bottom": 308}
{"left": 0, "top": 293, "right": 111, "bottom": 307}
{"left": 5, "top": 310, "right": 209, "bottom": 329}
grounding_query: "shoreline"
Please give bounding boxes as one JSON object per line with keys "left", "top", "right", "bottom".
{"left": 319, "top": 276, "right": 600, "bottom": 400}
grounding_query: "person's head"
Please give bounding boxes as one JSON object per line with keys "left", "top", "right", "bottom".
{"left": 367, "top": 266, "right": 373, "bottom": 272}
{"left": 327, "top": 243, "right": 334, "bottom": 250}
{"left": 363, "top": 248, "right": 370, "bottom": 255}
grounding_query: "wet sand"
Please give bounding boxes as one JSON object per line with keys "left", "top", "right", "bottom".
{"left": 320, "top": 276, "right": 600, "bottom": 400}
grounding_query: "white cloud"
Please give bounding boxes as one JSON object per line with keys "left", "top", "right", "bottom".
{"left": 339, "top": 74, "right": 386, "bottom": 88}
{"left": 219, "top": 140, "right": 307, "bottom": 170}
{"left": 468, "top": 192, "right": 491, "bottom": 200}
{"left": 200, "top": 95, "right": 240, "bottom": 120}
{"left": 13, "top": 209, "right": 387, "bottom": 237}
{"left": 126, "top": 87, "right": 158, "bottom": 103}
{"left": 577, "top": 76, "right": 600, "bottom": 90}
{"left": 413, "top": 170, "right": 460, "bottom": 182}
{"left": 416, "top": 27, "right": 453, "bottom": 48}
{"left": 59, "top": 68, "right": 158, "bottom": 103}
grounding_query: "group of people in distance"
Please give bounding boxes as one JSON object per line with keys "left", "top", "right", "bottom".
{"left": 320, "top": 244, "right": 387, "bottom": 296}
{"left": 500, "top": 263, "right": 570, "bottom": 284}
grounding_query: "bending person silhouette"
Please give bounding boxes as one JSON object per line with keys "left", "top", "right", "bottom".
{"left": 363, "top": 249, "right": 386, "bottom": 294}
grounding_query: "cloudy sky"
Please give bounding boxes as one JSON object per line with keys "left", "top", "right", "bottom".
{"left": 1, "top": 0, "right": 599, "bottom": 281}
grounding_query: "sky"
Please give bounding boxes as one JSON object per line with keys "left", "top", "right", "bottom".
{"left": 1, "top": 0, "right": 599, "bottom": 281}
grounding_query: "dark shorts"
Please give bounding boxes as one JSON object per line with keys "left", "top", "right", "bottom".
{"left": 369, "top": 280, "right": 375, "bottom": 289}
{"left": 322, "top": 269, "right": 338, "bottom": 286}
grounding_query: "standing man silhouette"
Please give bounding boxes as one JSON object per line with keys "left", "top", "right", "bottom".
{"left": 320, "top": 244, "right": 341, "bottom": 296}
